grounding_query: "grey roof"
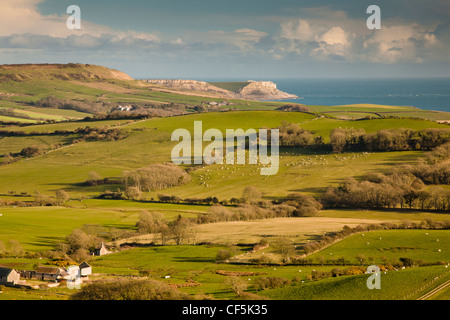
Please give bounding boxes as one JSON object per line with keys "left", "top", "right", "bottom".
{"left": 79, "top": 261, "right": 91, "bottom": 269}
{"left": 0, "top": 267, "right": 14, "bottom": 277}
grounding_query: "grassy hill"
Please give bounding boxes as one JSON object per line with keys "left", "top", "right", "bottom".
{"left": 1, "top": 110, "right": 447, "bottom": 199}
{"left": 0, "top": 63, "right": 133, "bottom": 82}
{"left": 0, "top": 64, "right": 292, "bottom": 124}
{"left": 0, "top": 64, "right": 449, "bottom": 301}
{"left": 261, "top": 265, "right": 450, "bottom": 300}
{"left": 208, "top": 81, "right": 250, "bottom": 93}
{"left": 307, "top": 229, "right": 450, "bottom": 265}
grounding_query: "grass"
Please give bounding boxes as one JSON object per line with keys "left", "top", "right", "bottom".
{"left": 0, "top": 68, "right": 449, "bottom": 300}
{"left": 0, "top": 202, "right": 208, "bottom": 252}
{"left": 208, "top": 82, "right": 250, "bottom": 93}
{"left": 261, "top": 265, "right": 450, "bottom": 300}
{"left": 307, "top": 104, "right": 450, "bottom": 121}
{"left": 89, "top": 245, "right": 337, "bottom": 299}
{"left": 301, "top": 117, "right": 448, "bottom": 142}
{"left": 307, "top": 229, "right": 450, "bottom": 265}
{"left": 0, "top": 110, "right": 444, "bottom": 200}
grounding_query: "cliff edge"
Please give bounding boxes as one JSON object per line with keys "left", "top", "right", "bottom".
{"left": 144, "top": 79, "right": 298, "bottom": 101}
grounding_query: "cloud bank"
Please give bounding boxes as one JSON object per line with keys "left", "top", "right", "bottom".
{"left": 0, "top": 0, "right": 449, "bottom": 77}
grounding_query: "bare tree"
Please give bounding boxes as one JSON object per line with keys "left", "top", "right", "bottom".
{"left": 241, "top": 186, "right": 262, "bottom": 204}
{"left": 226, "top": 276, "right": 248, "bottom": 297}
{"left": 55, "top": 190, "right": 70, "bottom": 205}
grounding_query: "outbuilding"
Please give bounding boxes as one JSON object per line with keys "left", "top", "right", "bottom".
{"left": 0, "top": 267, "right": 21, "bottom": 286}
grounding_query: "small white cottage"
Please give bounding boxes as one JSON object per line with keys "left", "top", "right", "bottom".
{"left": 0, "top": 267, "right": 21, "bottom": 286}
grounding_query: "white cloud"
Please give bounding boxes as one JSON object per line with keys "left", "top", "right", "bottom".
{"left": 0, "top": 1, "right": 448, "bottom": 69}
{"left": 280, "top": 20, "right": 317, "bottom": 41}
{"left": 0, "top": 0, "right": 159, "bottom": 40}
{"left": 320, "top": 27, "right": 349, "bottom": 47}
{"left": 361, "top": 24, "right": 437, "bottom": 63}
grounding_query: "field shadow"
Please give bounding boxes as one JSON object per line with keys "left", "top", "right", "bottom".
{"left": 31, "top": 235, "right": 66, "bottom": 248}
{"left": 303, "top": 234, "right": 324, "bottom": 242}
{"left": 280, "top": 146, "right": 332, "bottom": 156}
{"left": 45, "top": 182, "right": 122, "bottom": 193}
{"left": 289, "top": 187, "right": 327, "bottom": 194}
{"left": 377, "top": 152, "right": 422, "bottom": 166}
{"left": 103, "top": 223, "right": 135, "bottom": 230}
{"left": 172, "top": 257, "right": 214, "bottom": 263}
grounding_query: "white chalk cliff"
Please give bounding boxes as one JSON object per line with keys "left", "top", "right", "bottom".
{"left": 144, "top": 79, "right": 298, "bottom": 101}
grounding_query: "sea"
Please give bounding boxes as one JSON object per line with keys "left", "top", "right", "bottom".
{"left": 200, "top": 78, "right": 450, "bottom": 113}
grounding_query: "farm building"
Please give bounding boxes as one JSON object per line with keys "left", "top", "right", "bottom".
{"left": 0, "top": 267, "right": 20, "bottom": 286}
{"left": 92, "top": 242, "right": 110, "bottom": 256}
{"left": 35, "top": 266, "right": 67, "bottom": 281}
{"left": 19, "top": 270, "right": 36, "bottom": 279}
{"left": 79, "top": 262, "right": 92, "bottom": 277}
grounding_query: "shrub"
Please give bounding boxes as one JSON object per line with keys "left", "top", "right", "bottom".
{"left": 216, "top": 250, "right": 232, "bottom": 262}
{"left": 70, "top": 278, "right": 189, "bottom": 300}
{"left": 123, "top": 163, "right": 191, "bottom": 192}
{"left": 20, "top": 145, "right": 45, "bottom": 157}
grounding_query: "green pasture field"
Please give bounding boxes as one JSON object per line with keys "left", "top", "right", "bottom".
{"left": 89, "top": 245, "right": 336, "bottom": 299}
{"left": 0, "top": 119, "right": 135, "bottom": 134}
{"left": 307, "top": 229, "right": 450, "bottom": 264}
{"left": 261, "top": 265, "right": 450, "bottom": 300}
{"left": 0, "top": 201, "right": 209, "bottom": 252}
{"left": 300, "top": 117, "right": 448, "bottom": 142}
{"left": 307, "top": 104, "right": 450, "bottom": 121}
{"left": 1, "top": 110, "right": 446, "bottom": 200}
{"left": 0, "top": 135, "right": 72, "bottom": 156}
{"left": 0, "top": 116, "right": 36, "bottom": 124}
{"left": 308, "top": 104, "right": 418, "bottom": 113}
{"left": 320, "top": 209, "right": 450, "bottom": 223}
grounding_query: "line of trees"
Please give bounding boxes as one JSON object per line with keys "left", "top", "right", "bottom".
{"left": 271, "top": 123, "right": 450, "bottom": 153}
{"left": 277, "top": 122, "right": 323, "bottom": 147}
{"left": 322, "top": 174, "right": 450, "bottom": 211}
{"left": 400, "top": 142, "right": 450, "bottom": 185}
{"left": 35, "top": 95, "right": 109, "bottom": 114}
{"left": 323, "top": 143, "right": 450, "bottom": 211}
{"left": 330, "top": 127, "right": 450, "bottom": 153}
{"left": 135, "top": 212, "right": 196, "bottom": 246}
{"left": 196, "top": 192, "right": 322, "bottom": 224}
{"left": 123, "top": 163, "right": 192, "bottom": 193}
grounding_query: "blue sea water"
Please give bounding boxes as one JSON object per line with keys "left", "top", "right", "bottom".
{"left": 274, "top": 78, "right": 450, "bottom": 113}
{"left": 201, "top": 78, "right": 450, "bottom": 113}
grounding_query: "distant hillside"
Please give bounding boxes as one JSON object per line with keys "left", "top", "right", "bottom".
{"left": 0, "top": 63, "right": 291, "bottom": 124}
{"left": 208, "top": 82, "right": 251, "bottom": 93}
{"left": 0, "top": 63, "right": 133, "bottom": 82}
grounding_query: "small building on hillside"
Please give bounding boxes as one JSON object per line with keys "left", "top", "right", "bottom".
{"left": 79, "top": 262, "right": 92, "bottom": 277}
{"left": 92, "top": 242, "right": 111, "bottom": 256}
{"left": 35, "top": 266, "right": 67, "bottom": 281}
{"left": 0, "top": 267, "right": 20, "bottom": 286}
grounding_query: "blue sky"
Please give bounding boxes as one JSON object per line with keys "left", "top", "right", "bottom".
{"left": 0, "top": 0, "right": 449, "bottom": 79}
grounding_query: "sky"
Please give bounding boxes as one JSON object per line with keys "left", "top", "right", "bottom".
{"left": 0, "top": 0, "right": 449, "bottom": 79}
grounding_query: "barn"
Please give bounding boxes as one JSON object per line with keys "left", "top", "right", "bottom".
{"left": 0, "top": 267, "right": 21, "bottom": 286}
